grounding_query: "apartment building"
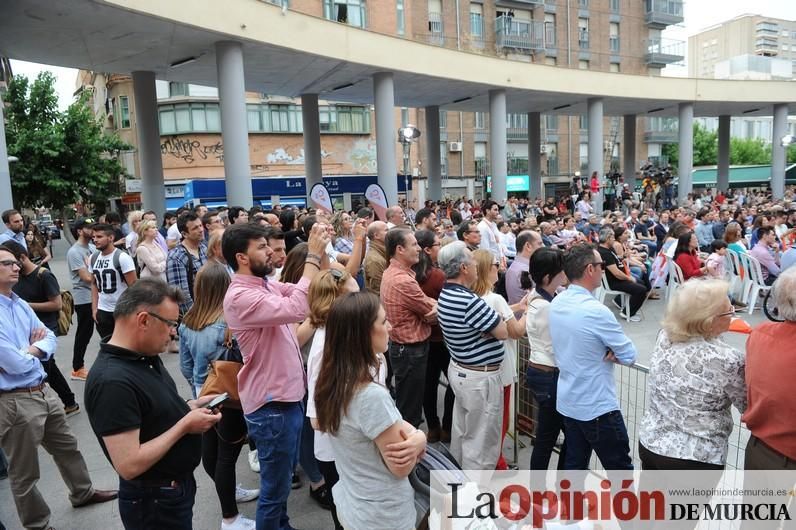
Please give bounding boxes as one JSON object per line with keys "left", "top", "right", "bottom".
{"left": 81, "top": 0, "right": 686, "bottom": 204}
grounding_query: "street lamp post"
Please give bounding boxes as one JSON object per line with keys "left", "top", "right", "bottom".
{"left": 398, "top": 125, "right": 421, "bottom": 204}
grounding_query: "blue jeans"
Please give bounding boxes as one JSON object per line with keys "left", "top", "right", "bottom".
{"left": 562, "top": 410, "right": 633, "bottom": 470}
{"left": 118, "top": 475, "right": 196, "bottom": 530}
{"left": 299, "top": 395, "right": 323, "bottom": 483}
{"left": 525, "top": 366, "right": 566, "bottom": 470}
{"left": 246, "top": 401, "right": 303, "bottom": 530}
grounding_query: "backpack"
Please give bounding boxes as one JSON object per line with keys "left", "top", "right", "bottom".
{"left": 35, "top": 267, "right": 74, "bottom": 336}
{"left": 57, "top": 289, "right": 75, "bottom": 337}
{"left": 90, "top": 249, "right": 128, "bottom": 286}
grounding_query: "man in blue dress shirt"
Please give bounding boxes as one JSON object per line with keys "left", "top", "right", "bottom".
{"left": 0, "top": 246, "right": 116, "bottom": 530}
{"left": 0, "top": 209, "right": 27, "bottom": 251}
{"left": 549, "top": 244, "right": 638, "bottom": 470}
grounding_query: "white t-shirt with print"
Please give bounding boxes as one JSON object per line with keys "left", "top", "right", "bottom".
{"left": 89, "top": 249, "right": 136, "bottom": 312}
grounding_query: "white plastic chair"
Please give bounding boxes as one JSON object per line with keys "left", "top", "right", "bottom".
{"left": 739, "top": 253, "right": 772, "bottom": 314}
{"left": 597, "top": 274, "right": 631, "bottom": 322}
{"left": 728, "top": 250, "right": 750, "bottom": 304}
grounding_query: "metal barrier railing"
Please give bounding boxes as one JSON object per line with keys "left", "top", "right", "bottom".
{"left": 515, "top": 337, "right": 751, "bottom": 471}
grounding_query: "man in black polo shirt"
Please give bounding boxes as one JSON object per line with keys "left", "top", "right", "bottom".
{"left": 85, "top": 278, "right": 222, "bottom": 530}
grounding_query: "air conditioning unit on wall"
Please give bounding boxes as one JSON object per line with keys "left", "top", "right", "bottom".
{"left": 449, "top": 142, "right": 463, "bottom": 152}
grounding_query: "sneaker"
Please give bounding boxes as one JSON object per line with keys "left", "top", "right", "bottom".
{"left": 247, "top": 450, "right": 260, "bottom": 473}
{"left": 629, "top": 315, "right": 642, "bottom": 322}
{"left": 64, "top": 404, "right": 80, "bottom": 416}
{"left": 235, "top": 484, "right": 259, "bottom": 503}
{"left": 221, "top": 514, "right": 256, "bottom": 530}
{"left": 71, "top": 367, "right": 89, "bottom": 381}
{"left": 291, "top": 472, "right": 302, "bottom": 490}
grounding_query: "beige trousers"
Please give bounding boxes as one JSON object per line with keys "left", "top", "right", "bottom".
{"left": 0, "top": 385, "right": 94, "bottom": 530}
{"left": 447, "top": 361, "right": 504, "bottom": 470}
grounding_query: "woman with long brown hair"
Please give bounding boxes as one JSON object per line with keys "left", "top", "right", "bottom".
{"left": 303, "top": 269, "right": 361, "bottom": 528}
{"left": 315, "top": 292, "right": 426, "bottom": 530}
{"left": 179, "top": 262, "right": 258, "bottom": 530}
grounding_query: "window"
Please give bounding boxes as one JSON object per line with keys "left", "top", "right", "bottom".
{"left": 579, "top": 142, "right": 589, "bottom": 171}
{"left": 578, "top": 18, "right": 589, "bottom": 49}
{"left": 470, "top": 3, "right": 484, "bottom": 41}
{"left": 579, "top": 114, "right": 588, "bottom": 130}
{"left": 545, "top": 56, "right": 557, "bottom": 66}
{"left": 610, "top": 62, "right": 620, "bottom": 73}
{"left": 474, "top": 112, "right": 487, "bottom": 129}
{"left": 318, "top": 105, "right": 371, "bottom": 133}
{"left": 544, "top": 13, "right": 556, "bottom": 47}
{"left": 439, "top": 110, "right": 447, "bottom": 129}
{"left": 609, "top": 0, "right": 619, "bottom": 12}
{"left": 609, "top": 22, "right": 619, "bottom": 53}
{"left": 158, "top": 102, "right": 222, "bottom": 134}
{"left": 401, "top": 107, "right": 409, "bottom": 127}
{"left": 118, "top": 95, "right": 131, "bottom": 129}
{"left": 544, "top": 114, "right": 558, "bottom": 131}
{"left": 168, "top": 82, "right": 189, "bottom": 97}
{"left": 396, "top": 0, "right": 404, "bottom": 34}
{"left": 428, "top": 0, "right": 443, "bottom": 44}
{"left": 324, "top": 0, "right": 366, "bottom": 28}
{"left": 578, "top": 59, "right": 589, "bottom": 70}
{"left": 578, "top": 0, "right": 588, "bottom": 7}
{"left": 440, "top": 142, "right": 448, "bottom": 177}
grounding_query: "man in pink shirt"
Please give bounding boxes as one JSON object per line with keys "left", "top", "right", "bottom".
{"left": 750, "top": 226, "right": 781, "bottom": 285}
{"left": 222, "top": 222, "right": 329, "bottom": 530}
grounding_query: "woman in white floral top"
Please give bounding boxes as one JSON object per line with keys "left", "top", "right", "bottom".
{"left": 639, "top": 278, "right": 747, "bottom": 470}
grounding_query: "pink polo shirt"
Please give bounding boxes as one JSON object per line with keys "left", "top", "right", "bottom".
{"left": 224, "top": 274, "right": 310, "bottom": 413}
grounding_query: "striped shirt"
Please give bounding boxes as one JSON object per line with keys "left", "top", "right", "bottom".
{"left": 438, "top": 283, "right": 503, "bottom": 366}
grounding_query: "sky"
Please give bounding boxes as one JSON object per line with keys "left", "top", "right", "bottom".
{"left": 8, "top": 0, "right": 796, "bottom": 109}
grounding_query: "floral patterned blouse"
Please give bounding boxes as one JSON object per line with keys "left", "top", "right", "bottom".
{"left": 639, "top": 330, "right": 747, "bottom": 465}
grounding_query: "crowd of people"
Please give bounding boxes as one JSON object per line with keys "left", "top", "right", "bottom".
{"left": 0, "top": 181, "right": 795, "bottom": 530}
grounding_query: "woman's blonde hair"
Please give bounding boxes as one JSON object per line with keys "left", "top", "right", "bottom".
{"left": 182, "top": 262, "right": 230, "bottom": 330}
{"left": 207, "top": 229, "right": 225, "bottom": 262}
{"left": 661, "top": 278, "right": 730, "bottom": 342}
{"left": 126, "top": 210, "right": 143, "bottom": 226}
{"left": 330, "top": 211, "right": 351, "bottom": 238}
{"left": 135, "top": 219, "right": 158, "bottom": 242}
{"left": 471, "top": 249, "right": 497, "bottom": 297}
{"left": 307, "top": 269, "right": 353, "bottom": 327}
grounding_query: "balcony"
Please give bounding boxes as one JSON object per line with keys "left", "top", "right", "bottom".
{"left": 507, "top": 126, "right": 528, "bottom": 141}
{"left": 512, "top": 0, "right": 544, "bottom": 5}
{"left": 428, "top": 12, "right": 444, "bottom": 46}
{"left": 643, "top": 117, "right": 678, "bottom": 143}
{"left": 755, "top": 37, "right": 779, "bottom": 57}
{"left": 645, "top": 0, "right": 684, "bottom": 29}
{"left": 495, "top": 16, "right": 545, "bottom": 53}
{"left": 578, "top": 30, "right": 589, "bottom": 50}
{"left": 644, "top": 37, "right": 685, "bottom": 67}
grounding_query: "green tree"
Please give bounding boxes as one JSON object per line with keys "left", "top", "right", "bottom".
{"left": 662, "top": 123, "right": 717, "bottom": 170}
{"left": 729, "top": 137, "right": 771, "bottom": 165}
{"left": 5, "top": 72, "right": 130, "bottom": 221}
{"left": 788, "top": 144, "right": 796, "bottom": 164}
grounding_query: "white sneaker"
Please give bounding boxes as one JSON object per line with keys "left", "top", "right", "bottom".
{"left": 629, "top": 315, "right": 642, "bottom": 322}
{"left": 235, "top": 484, "right": 259, "bottom": 503}
{"left": 221, "top": 514, "right": 256, "bottom": 530}
{"left": 247, "top": 449, "right": 260, "bottom": 473}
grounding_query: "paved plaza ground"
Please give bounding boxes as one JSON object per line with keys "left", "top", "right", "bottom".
{"left": 0, "top": 238, "right": 768, "bottom": 530}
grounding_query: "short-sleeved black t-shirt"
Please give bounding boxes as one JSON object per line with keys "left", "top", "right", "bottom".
{"left": 12, "top": 266, "right": 60, "bottom": 332}
{"left": 633, "top": 222, "right": 650, "bottom": 238}
{"left": 598, "top": 245, "right": 627, "bottom": 288}
{"left": 85, "top": 343, "right": 201, "bottom": 481}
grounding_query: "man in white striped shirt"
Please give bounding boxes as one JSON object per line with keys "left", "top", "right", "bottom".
{"left": 437, "top": 241, "right": 508, "bottom": 470}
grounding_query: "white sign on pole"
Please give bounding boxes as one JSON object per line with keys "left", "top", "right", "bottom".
{"left": 125, "top": 179, "right": 143, "bottom": 193}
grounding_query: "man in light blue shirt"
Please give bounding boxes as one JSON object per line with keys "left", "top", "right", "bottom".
{"left": 0, "top": 209, "right": 27, "bottom": 251}
{"left": 549, "top": 244, "right": 637, "bottom": 470}
{"left": 781, "top": 247, "right": 796, "bottom": 272}
{"left": 0, "top": 246, "right": 117, "bottom": 529}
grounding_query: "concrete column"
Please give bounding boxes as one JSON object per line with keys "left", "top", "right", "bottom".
{"left": 623, "top": 114, "right": 636, "bottom": 190}
{"left": 677, "top": 102, "right": 694, "bottom": 204}
{"left": 131, "top": 71, "right": 165, "bottom": 219}
{"left": 466, "top": 177, "right": 475, "bottom": 200}
{"left": 587, "top": 98, "right": 604, "bottom": 214}
{"left": 489, "top": 89, "right": 507, "bottom": 203}
{"left": 424, "top": 106, "right": 442, "bottom": 202}
{"left": 215, "top": 41, "right": 252, "bottom": 207}
{"left": 716, "top": 115, "right": 731, "bottom": 193}
{"left": 0, "top": 92, "right": 13, "bottom": 211}
{"left": 373, "top": 72, "right": 398, "bottom": 205}
{"left": 771, "top": 104, "right": 788, "bottom": 200}
{"left": 528, "top": 112, "right": 542, "bottom": 200}
{"left": 301, "top": 94, "right": 323, "bottom": 194}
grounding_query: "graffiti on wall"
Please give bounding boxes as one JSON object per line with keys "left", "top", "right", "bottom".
{"left": 265, "top": 147, "right": 332, "bottom": 165}
{"left": 349, "top": 139, "right": 377, "bottom": 173}
{"left": 161, "top": 136, "right": 224, "bottom": 163}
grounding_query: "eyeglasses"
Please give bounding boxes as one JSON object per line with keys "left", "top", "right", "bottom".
{"left": 715, "top": 307, "right": 736, "bottom": 318}
{"left": 329, "top": 269, "right": 345, "bottom": 283}
{"left": 466, "top": 230, "right": 480, "bottom": 234}
{"left": 590, "top": 261, "right": 606, "bottom": 270}
{"left": 0, "top": 259, "right": 22, "bottom": 269}
{"left": 146, "top": 311, "right": 179, "bottom": 329}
